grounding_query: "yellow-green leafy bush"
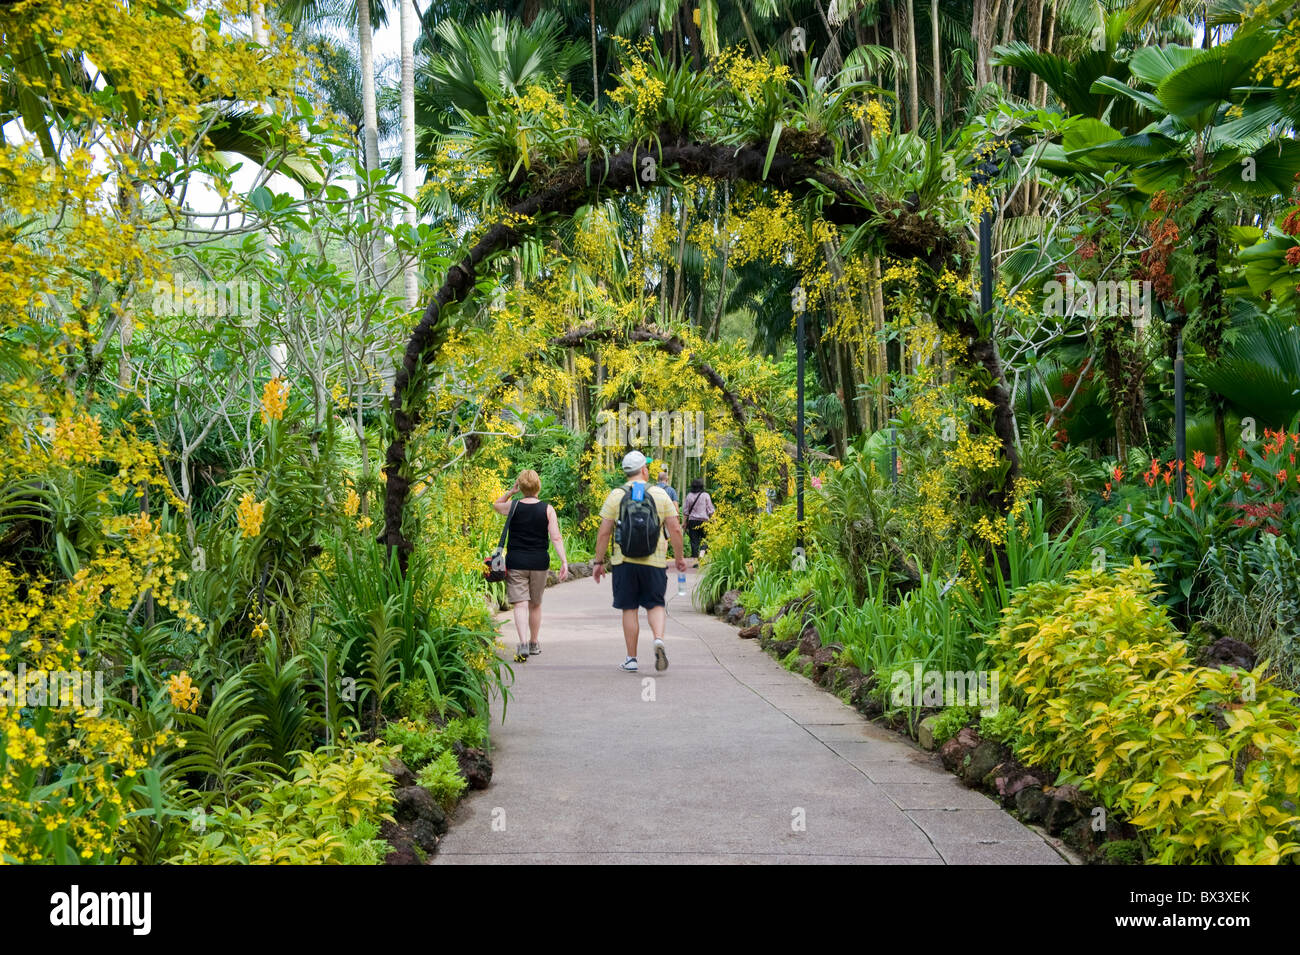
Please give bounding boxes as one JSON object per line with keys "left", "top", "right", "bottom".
{"left": 989, "top": 560, "right": 1300, "bottom": 864}
{"left": 174, "top": 742, "right": 394, "bottom": 864}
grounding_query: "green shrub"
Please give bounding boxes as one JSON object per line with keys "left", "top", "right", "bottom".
{"left": 930, "top": 706, "right": 976, "bottom": 746}
{"left": 393, "top": 679, "right": 437, "bottom": 722}
{"left": 381, "top": 714, "right": 489, "bottom": 768}
{"left": 978, "top": 704, "right": 1021, "bottom": 745}
{"left": 382, "top": 719, "right": 443, "bottom": 769}
{"left": 772, "top": 613, "right": 802, "bottom": 642}
{"left": 173, "top": 741, "right": 395, "bottom": 864}
{"left": 339, "top": 818, "right": 389, "bottom": 865}
{"left": 416, "top": 750, "right": 467, "bottom": 811}
{"left": 694, "top": 519, "right": 754, "bottom": 611}
{"left": 989, "top": 560, "right": 1300, "bottom": 865}
{"left": 1101, "top": 839, "right": 1144, "bottom": 866}
{"left": 442, "top": 715, "right": 489, "bottom": 750}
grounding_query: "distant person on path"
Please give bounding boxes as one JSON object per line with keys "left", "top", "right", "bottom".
{"left": 681, "top": 477, "right": 715, "bottom": 565}
{"left": 656, "top": 470, "right": 678, "bottom": 504}
{"left": 493, "top": 470, "right": 568, "bottom": 662}
{"left": 592, "top": 451, "right": 687, "bottom": 672}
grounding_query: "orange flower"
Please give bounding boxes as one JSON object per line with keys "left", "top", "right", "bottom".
{"left": 1192, "top": 450, "right": 1206, "bottom": 470}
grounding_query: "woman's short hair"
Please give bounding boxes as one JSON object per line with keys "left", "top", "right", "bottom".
{"left": 690, "top": 477, "right": 705, "bottom": 492}
{"left": 517, "top": 469, "right": 541, "bottom": 497}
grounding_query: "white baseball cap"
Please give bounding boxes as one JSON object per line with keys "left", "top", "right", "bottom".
{"left": 621, "top": 450, "right": 648, "bottom": 475}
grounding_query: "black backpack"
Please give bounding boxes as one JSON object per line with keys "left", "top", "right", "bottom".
{"left": 616, "top": 483, "right": 661, "bottom": 558}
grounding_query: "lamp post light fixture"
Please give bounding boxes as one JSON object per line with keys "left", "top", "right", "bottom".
{"left": 792, "top": 283, "right": 806, "bottom": 557}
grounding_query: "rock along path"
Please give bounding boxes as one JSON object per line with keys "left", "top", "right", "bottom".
{"left": 434, "top": 570, "right": 1068, "bottom": 865}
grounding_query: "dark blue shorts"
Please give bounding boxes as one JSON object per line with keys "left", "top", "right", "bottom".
{"left": 611, "top": 562, "right": 666, "bottom": 610}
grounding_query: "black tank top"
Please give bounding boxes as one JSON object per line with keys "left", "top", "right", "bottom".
{"left": 505, "top": 500, "right": 550, "bottom": 570}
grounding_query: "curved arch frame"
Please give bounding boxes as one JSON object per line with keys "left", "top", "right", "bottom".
{"left": 382, "top": 138, "right": 1012, "bottom": 558}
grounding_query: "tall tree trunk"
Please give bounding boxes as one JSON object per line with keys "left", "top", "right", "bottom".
{"left": 996, "top": 0, "right": 1016, "bottom": 90}
{"left": 1025, "top": 0, "right": 1044, "bottom": 106}
{"left": 736, "top": 0, "right": 762, "bottom": 57}
{"left": 889, "top": 3, "right": 903, "bottom": 111}
{"left": 931, "top": 0, "right": 942, "bottom": 136}
{"left": 904, "top": 0, "right": 920, "bottom": 131}
{"left": 250, "top": 1, "right": 267, "bottom": 43}
{"left": 400, "top": 0, "right": 419, "bottom": 310}
{"left": 683, "top": 3, "right": 702, "bottom": 71}
{"left": 358, "top": 0, "right": 380, "bottom": 283}
{"left": 589, "top": 0, "right": 601, "bottom": 103}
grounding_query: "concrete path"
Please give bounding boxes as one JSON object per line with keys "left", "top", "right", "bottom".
{"left": 435, "top": 570, "right": 1068, "bottom": 865}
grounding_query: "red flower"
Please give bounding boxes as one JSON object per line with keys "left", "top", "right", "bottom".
{"left": 1278, "top": 469, "right": 1288, "bottom": 484}
{"left": 1286, "top": 245, "right": 1300, "bottom": 266}
{"left": 1112, "top": 465, "right": 1124, "bottom": 481}
{"left": 1214, "top": 455, "right": 1221, "bottom": 469}
{"left": 1192, "top": 450, "right": 1206, "bottom": 470}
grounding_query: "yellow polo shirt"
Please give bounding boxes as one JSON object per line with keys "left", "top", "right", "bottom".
{"left": 599, "top": 482, "right": 677, "bottom": 567}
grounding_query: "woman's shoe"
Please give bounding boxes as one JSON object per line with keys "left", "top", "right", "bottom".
{"left": 528, "top": 642, "right": 541, "bottom": 655}
{"left": 513, "top": 643, "right": 529, "bottom": 663}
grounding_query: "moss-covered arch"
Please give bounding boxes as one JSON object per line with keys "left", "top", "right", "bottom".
{"left": 449, "top": 322, "right": 793, "bottom": 502}
{"left": 382, "top": 138, "right": 1011, "bottom": 558}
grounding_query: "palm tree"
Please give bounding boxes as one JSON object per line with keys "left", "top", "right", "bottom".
{"left": 415, "top": 10, "right": 585, "bottom": 136}
{"left": 401, "top": 0, "right": 419, "bottom": 309}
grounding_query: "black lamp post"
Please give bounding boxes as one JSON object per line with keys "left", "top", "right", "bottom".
{"left": 1156, "top": 297, "right": 1188, "bottom": 501}
{"left": 796, "top": 300, "right": 805, "bottom": 552}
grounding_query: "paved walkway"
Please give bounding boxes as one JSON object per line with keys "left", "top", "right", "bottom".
{"left": 435, "top": 570, "right": 1068, "bottom": 864}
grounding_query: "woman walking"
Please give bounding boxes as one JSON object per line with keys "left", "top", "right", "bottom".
{"left": 492, "top": 470, "right": 568, "bottom": 662}
{"left": 681, "top": 477, "right": 715, "bottom": 566}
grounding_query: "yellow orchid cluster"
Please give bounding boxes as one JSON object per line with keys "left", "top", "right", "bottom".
{"left": 609, "top": 38, "right": 668, "bottom": 122}
{"left": 715, "top": 47, "right": 792, "bottom": 100}
{"left": 166, "top": 671, "right": 202, "bottom": 713}
{"left": 236, "top": 491, "right": 266, "bottom": 538}
{"left": 261, "top": 376, "right": 289, "bottom": 424}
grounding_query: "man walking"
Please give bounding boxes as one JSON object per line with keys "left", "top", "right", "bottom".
{"left": 593, "top": 451, "right": 688, "bottom": 672}
{"left": 656, "top": 470, "right": 678, "bottom": 505}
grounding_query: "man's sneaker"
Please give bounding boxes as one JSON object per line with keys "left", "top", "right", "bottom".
{"left": 619, "top": 657, "right": 638, "bottom": 672}
{"left": 514, "top": 643, "right": 529, "bottom": 663}
{"left": 654, "top": 639, "right": 668, "bottom": 672}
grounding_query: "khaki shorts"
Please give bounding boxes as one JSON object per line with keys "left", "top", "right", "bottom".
{"left": 505, "top": 569, "right": 548, "bottom": 605}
